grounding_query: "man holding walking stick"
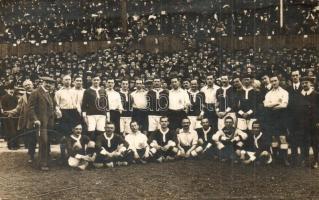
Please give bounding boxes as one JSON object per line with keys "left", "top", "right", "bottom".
{"left": 27, "top": 77, "right": 56, "bottom": 171}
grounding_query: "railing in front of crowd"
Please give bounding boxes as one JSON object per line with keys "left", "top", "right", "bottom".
{"left": 0, "top": 34, "right": 318, "bottom": 58}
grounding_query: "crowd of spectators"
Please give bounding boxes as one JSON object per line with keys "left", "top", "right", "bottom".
{"left": 1, "top": 0, "right": 319, "bottom": 43}
{"left": 0, "top": 41, "right": 318, "bottom": 95}
{"left": 0, "top": 0, "right": 122, "bottom": 43}
{"left": 128, "top": 0, "right": 319, "bottom": 41}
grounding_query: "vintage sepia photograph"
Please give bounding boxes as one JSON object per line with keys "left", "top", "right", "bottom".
{"left": 0, "top": 0, "right": 319, "bottom": 199}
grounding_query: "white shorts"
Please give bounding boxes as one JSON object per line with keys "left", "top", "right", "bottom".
{"left": 237, "top": 118, "right": 257, "bottom": 130}
{"left": 120, "top": 117, "right": 132, "bottom": 134}
{"left": 217, "top": 112, "right": 236, "bottom": 130}
{"left": 148, "top": 115, "right": 161, "bottom": 132}
{"left": 188, "top": 116, "right": 202, "bottom": 130}
{"left": 87, "top": 115, "right": 106, "bottom": 131}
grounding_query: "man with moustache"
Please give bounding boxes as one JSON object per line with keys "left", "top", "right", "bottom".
{"left": 6, "top": 80, "right": 35, "bottom": 162}
{"left": 176, "top": 118, "right": 199, "bottom": 159}
{"left": 298, "top": 77, "right": 319, "bottom": 168}
{"left": 27, "top": 77, "right": 56, "bottom": 171}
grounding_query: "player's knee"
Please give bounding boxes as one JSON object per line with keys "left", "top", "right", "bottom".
{"left": 93, "top": 163, "right": 104, "bottom": 168}
{"left": 78, "top": 162, "right": 89, "bottom": 170}
{"left": 191, "top": 150, "right": 198, "bottom": 157}
{"left": 196, "top": 146, "right": 203, "bottom": 153}
{"left": 150, "top": 148, "right": 157, "bottom": 155}
{"left": 235, "top": 149, "right": 242, "bottom": 156}
{"left": 172, "top": 147, "right": 179, "bottom": 153}
{"left": 68, "top": 157, "right": 80, "bottom": 167}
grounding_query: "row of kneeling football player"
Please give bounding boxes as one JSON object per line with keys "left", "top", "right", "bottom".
{"left": 65, "top": 116, "right": 273, "bottom": 170}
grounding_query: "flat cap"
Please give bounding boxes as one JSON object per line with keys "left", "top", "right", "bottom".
{"left": 300, "top": 76, "right": 314, "bottom": 83}
{"left": 40, "top": 76, "right": 55, "bottom": 83}
{"left": 23, "top": 79, "right": 33, "bottom": 86}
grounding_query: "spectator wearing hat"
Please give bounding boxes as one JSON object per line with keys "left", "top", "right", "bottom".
{"left": 27, "top": 76, "right": 56, "bottom": 171}
{"left": 6, "top": 79, "right": 35, "bottom": 162}
{"left": 1, "top": 84, "right": 19, "bottom": 150}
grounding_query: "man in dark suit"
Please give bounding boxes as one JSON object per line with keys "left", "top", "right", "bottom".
{"left": 27, "top": 77, "right": 56, "bottom": 171}
{"left": 286, "top": 70, "right": 304, "bottom": 166}
{"left": 1, "top": 84, "right": 19, "bottom": 149}
{"left": 298, "top": 77, "right": 319, "bottom": 168}
{"left": 6, "top": 80, "right": 35, "bottom": 162}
